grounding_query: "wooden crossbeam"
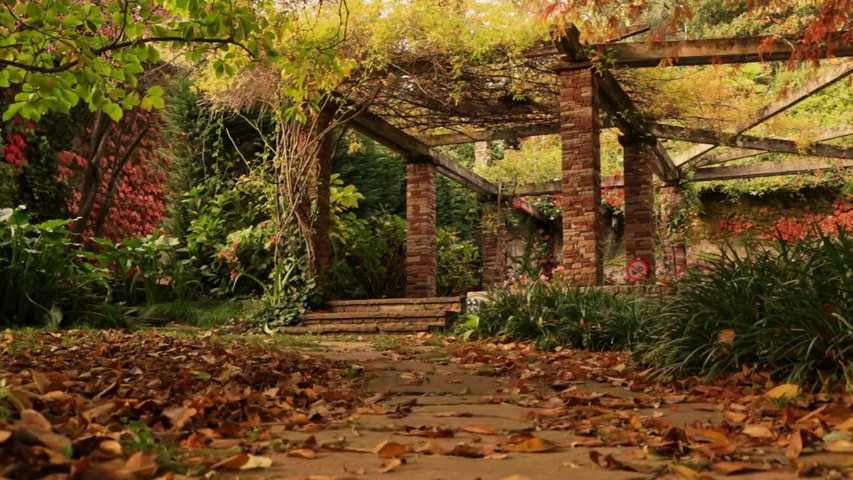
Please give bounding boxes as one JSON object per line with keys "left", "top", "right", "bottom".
{"left": 675, "top": 60, "right": 853, "bottom": 168}
{"left": 697, "top": 125, "right": 853, "bottom": 167}
{"left": 693, "top": 158, "right": 853, "bottom": 182}
{"left": 650, "top": 123, "right": 853, "bottom": 159}
{"left": 423, "top": 124, "right": 560, "bottom": 146}
{"left": 349, "top": 110, "right": 498, "bottom": 196}
{"left": 513, "top": 175, "right": 624, "bottom": 197}
{"left": 552, "top": 33, "right": 853, "bottom": 69}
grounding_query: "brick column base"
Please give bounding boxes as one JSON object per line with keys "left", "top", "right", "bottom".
{"left": 659, "top": 185, "right": 688, "bottom": 279}
{"left": 621, "top": 136, "right": 656, "bottom": 281}
{"left": 559, "top": 67, "right": 603, "bottom": 286}
{"left": 406, "top": 162, "right": 437, "bottom": 297}
{"left": 480, "top": 203, "right": 507, "bottom": 288}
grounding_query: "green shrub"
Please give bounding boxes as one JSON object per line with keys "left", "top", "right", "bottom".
{"left": 0, "top": 207, "right": 110, "bottom": 326}
{"left": 636, "top": 232, "right": 852, "bottom": 388}
{"left": 473, "top": 277, "right": 650, "bottom": 350}
{"left": 437, "top": 229, "right": 480, "bottom": 296}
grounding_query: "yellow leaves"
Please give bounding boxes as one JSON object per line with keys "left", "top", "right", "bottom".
{"left": 764, "top": 383, "right": 800, "bottom": 400}
{"left": 505, "top": 436, "right": 557, "bottom": 453}
{"left": 461, "top": 424, "right": 500, "bottom": 435}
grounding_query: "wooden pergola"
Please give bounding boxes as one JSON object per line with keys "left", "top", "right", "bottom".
{"left": 325, "top": 26, "right": 853, "bottom": 294}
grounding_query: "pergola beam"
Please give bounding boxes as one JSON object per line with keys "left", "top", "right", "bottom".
{"left": 676, "top": 60, "right": 853, "bottom": 168}
{"left": 349, "top": 110, "right": 498, "bottom": 196}
{"left": 553, "top": 34, "right": 853, "bottom": 69}
{"left": 650, "top": 123, "right": 853, "bottom": 159}
{"left": 513, "top": 175, "right": 624, "bottom": 197}
{"left": 423, "top": 124, "right": 560, "bottom": 146}
{"left": 697, "top": 125, "right": 853, "bottom": 167}
{"left": 693, "top": 158, "right": 853, "bottom": 182}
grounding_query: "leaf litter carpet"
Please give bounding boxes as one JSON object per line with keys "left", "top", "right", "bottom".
{"left": 0, "top": 330, "right": 851, "bottom": 479}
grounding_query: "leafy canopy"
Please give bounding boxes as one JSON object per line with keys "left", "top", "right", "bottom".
{"left": 0, "top": 0, "right": 277, "bottom": 122}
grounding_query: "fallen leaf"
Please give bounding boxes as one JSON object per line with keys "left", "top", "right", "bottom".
{"left": 742, "top": 424, "right": 774, "bottom": 439}
{"left": 374, "top": 440, "right": 411, "bottom": 459}
{"left": 31, "top": 371, "right": 51, "bottom": 394}
{"left": 162, "top": 405, "right": 198, "bottom": 430}
{"left": 724, "top": 411, "right": 748, "bottom": 423}
{"left": 765, "top": 383, "right": 799, "bottom": 400}
{"left": 588, "top": 450, "right": 654, "bottom": 473}
{"left": 447, "top": 443, "right": 495, "bottom": 458}
{"left": 123, "top": 451, "right": 159, "bottom": 477}
{"left": 505, "top": 436, "right": 557, "bottom": 453}
{"left": 717, "top": 329, "right": 736, "bottom": 344}
{"left": 211, "top": 453, "right": 273, "bottom": 470}
{"left": 824, "top": 439, "right": 853, "bottom": 453}
{"left": 377, "top": 458, "right": 403, "bottom": 474}
{"left": 461, "top": 424, "right": 499, "bottom": 435}
{"left": 710, "top": 461, "right": 771, "bottom": 475}
{"left": 415, "top": 440, "right": 445, "bottom": 455}
{"left": 287, "top": 448, "right": 317, "bottom": 459}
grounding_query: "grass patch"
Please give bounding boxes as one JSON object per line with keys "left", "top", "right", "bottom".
{"left": 140, "top": 300, "right": 261, "bottom": 327}
{"left": 464, "top": 282, "right": 650, "bottom": 351}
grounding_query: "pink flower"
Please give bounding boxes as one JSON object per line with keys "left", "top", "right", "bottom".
{"left": 539, "top": 274, "right": 549, "bottom": 282}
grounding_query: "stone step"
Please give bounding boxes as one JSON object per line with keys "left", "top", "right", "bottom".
{"left": 324, "top": 297, "right": 464, "bottom": 313}
{"left": 281, "top": 321, "right": 447, "bottom": 335}
{"left": 302, "top": 310, "right": 453, "bottom": 325}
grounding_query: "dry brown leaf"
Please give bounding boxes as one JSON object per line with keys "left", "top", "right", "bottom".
{"left": 668, "top": 464, "right": 715, "bottom": 479}
{"left": 0, "top": 430, "right": 11, "bottom": 443}
{"left": 374, "top": 440, "right": 411, "bottom": 459}
{"left": 287, "top": 448, "right": 317, "bottom": 459}
{"left": 124, "top": 451, "right": 159, "bottom": 477}
{"left": 211, "top": 453, "right": 272, "bottom": 471}
{"left": 717, "top": 329, "right": 736, "bottom": 344}
{"left": 433, "top": 411, "right": 473, "bottom": 418}
{"left": 31, "top": 371, "right": 51, "bottom": 394}
{"left": 786, "top": 429, "right": 804, "bottom": 459}
{"left": 414, "top": 440, "right": 445, "bottom": 455}
{"left": 447, "top": 443, "right": 496, "bottom": 458}
{"left": 710, "top": 461, "right": 771, "bottom": 475}
{"left": 742, "top": 424, "right": 774, "bottom": 439}
{"left": 506, "top": 436, "right": 557, "bottom": 453}
{"left": 724, "top": 411, "right": 748, "bottom": 424}
{"left": 824, "top": 439, "right": 853, "bottom": 453}
{"left": 377, "top": 458, "right": 403, "bottom": 474}
{"left": 461, "top": 424, "right": 499, "bottom": 435}
{"left": 588, "top": 450, "right": 654, "bottom": 473}
{"left": 162, "top": 405, "right": 197, "bottom": 430}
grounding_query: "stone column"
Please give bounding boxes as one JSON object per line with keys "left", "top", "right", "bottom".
{"left": 621, "top": 135, "right": 656, "bottom": 280}
{"left": 480, "top": 202, "right": 507, "bottom": 288}
{"left": 559, "top": 66, "right": 603, "bottom": 285}
{"left": 659, "top": 185, "right": 688, "bottom": 279}
{"left": 406, "top": 162, "right": 438, "bottom": 297}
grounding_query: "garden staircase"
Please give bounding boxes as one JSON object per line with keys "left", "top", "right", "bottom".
{"left": 283, "top": 297, "right": 464, "bottom": 334}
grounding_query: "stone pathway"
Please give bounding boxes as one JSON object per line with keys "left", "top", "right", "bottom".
{"left": 225, "top": 336, "right": 848, "bottom": 480}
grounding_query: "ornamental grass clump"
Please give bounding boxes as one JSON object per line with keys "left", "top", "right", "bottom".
{"left": 636, "top": 231, "right": 852, "bottom": 389}
{"left": 474, "top": 269, "right": 651, "bottom": 351}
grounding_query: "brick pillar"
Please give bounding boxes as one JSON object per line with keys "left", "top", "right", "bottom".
{"left": 659, "top": 185, "right": 688, "bottom": 279}
{"left": 559, "top": 67, "right": 603, "bottom": 285}
{"left": 406, "top": 162, "right": 437, "bottom": 297}
{"left": 313, "top": 126, "right": 334, "bottom": 285}
{"left": 621, "top": 135, "right": 656, "bottom": 280}
{"left": 480, "top": 203, "right": 507, "bottom": 288}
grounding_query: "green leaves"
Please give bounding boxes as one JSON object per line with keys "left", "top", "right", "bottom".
{"left": 0, "top": 0, "right": 274, "bottom": 122}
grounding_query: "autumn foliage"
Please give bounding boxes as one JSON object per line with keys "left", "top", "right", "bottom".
{"left": 57, "top": 109, "right": 168, "bottom": 242}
